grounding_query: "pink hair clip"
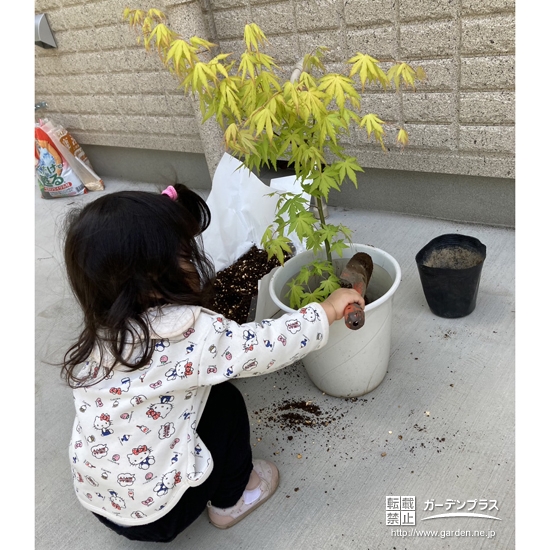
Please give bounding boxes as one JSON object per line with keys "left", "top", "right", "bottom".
{"left": 161, "top": 185, "right": 178, "bottom": 201}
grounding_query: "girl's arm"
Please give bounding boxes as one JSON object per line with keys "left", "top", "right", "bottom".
{"left": 196, "top": 288, "right": 363, "bottom": 385}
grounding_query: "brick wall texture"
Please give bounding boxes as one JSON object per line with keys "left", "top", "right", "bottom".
{"left": 35, "top": 0, "right": 515, "bottom": 179}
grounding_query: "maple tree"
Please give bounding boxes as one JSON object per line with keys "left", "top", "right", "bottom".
{"left": 124, "top": 8, "right": 425, "bottom": 308}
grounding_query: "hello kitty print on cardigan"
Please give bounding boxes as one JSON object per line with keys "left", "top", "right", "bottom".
{"left": 69, "top": 303, "right": 329, "bottom": 526}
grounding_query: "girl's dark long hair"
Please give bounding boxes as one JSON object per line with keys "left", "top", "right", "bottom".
{"left": 62, "top": 184, "right": 215, "bottom": 387}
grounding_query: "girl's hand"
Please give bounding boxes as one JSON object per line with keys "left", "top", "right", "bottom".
{"left": 320, "top": 288, "right": 366, "bottom": 325}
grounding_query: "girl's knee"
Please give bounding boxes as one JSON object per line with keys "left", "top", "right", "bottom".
{"left": 211, "top": 382, "right": 246, "bottom": 411}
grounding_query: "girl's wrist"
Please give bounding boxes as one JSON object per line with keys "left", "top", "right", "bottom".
{"left": 321, "top": 300, "right": 338, "bottom": 325}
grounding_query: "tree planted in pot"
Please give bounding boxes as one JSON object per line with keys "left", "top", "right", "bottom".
{"left": 123, "top": 8, "right": 424, "bottom": 307}
{"left": 123, "top": 8, "right": 426, "bottom": 396}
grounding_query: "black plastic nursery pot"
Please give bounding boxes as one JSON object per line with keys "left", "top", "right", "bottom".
{"left": 415, "top": 234, "right": 486, "bottom": 318}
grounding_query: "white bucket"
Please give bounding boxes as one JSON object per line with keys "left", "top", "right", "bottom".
{"left": 268, "top": 244, "right": 401, "bottom": 397}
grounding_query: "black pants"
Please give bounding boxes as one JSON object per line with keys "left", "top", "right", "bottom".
{"left": 94, "top": 382, "right": 253, "bottom": 542}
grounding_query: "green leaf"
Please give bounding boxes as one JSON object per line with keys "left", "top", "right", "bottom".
{"left": 318, "top": 73, "right": 359, "bottom": 109}
{"left": 397, "top": 128, "right": 409, "bottom": 147}
{"left": 348, "top": 53, "right": 389, "bottom": 90}
{"left": 303, "top": 46, "right": 329, "bottom": 73}
{"left": 239, "top": 52, "right": 258, "bottom": 80}
{"left": 288, "top": 210, "right": 317, "bottom": 240}
{"left": 318, "top": 275, "right": 342, "bottom": 294}
{"left": 166, "top": 39, "right": 195, "bottom": 74}
{"left": 310, "top": 260, "right": 333, "bottom": 277}
{"left": 305, "top": 233, "right": 325, "bottom": 255}
{"left": 308, "top": 168, "right": 338, "bottom": 196}
{"left": 189, "top": 36, "right": 216, "bottom": 50}
{"left": 359, "top": 114, "right": 386, "bottom": 148}
{"left": 329, "top": 239, "right": 349, "bottom": 257}
{"left": 261, "top": 230, "right": 293, "bottom": 265}
{"left": 287, "top": 282, "right": 306, "bottom": 309}
{"left": 333, "top": 157, "right": 364, "bottom": 187}
{"left": 244, "top": 23, "right": 268, "bottom": 52}
{"left": 301, "top": 289, "right": 327, "bottom": 306}
{"left": 339, "top": 224, "right": 353, "bottom": 242}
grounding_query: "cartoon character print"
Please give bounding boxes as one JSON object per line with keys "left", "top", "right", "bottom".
{"left": 153, "top": 469, "right": 182, "bottom": 497}
{"left": 208, "top": 344, "right": 217, "bottom": 357}
{"left": 300, "top": 335, "right": 310, "bottom": 349}
{"left": 109, "top": 490, "right": 126, "bottom": 511}
{"left": 127, "top": 445, "right": 156, "bottom": 470}
{"left": 130, "top": 395, "right": 147, "bottom": 407}
{"left": 212, "top": 317, "right": 227, "bottom": 334}
{"left": 171, "top": 452, "right": 181, "bottom": 465}
{"left": 93, "top": 413, "right": 114, "bottom": 436}
{"left": 158, "top": 422, "right": 176, "bottom": 440}
{"left": 185, "top": 342, "right": 197, "bottom": 354}
{"left": 242, "top": 329, "right": 258, "bottom": 352}
{"left": 285, "top": 319, "right": 301, "bottom": 334}
{"left": 264, "top": 339, "right": 275, "bottom": 351}
{"left": 165, "top": 360, "right": 193, "bottom": 381}
{"left": 187, "top": 450, "right": 211, "bottom": 482}
{"left": 277, "top": 334, "right": 287, "bottom": 346}
{"left": 176, "top": 360, "right": 194, "bottom": 378}
{"left": 146, "top": 400, "right": 173, "bottom": 421}
{"left": 154, "top": 339, "right": 170, "bottom": 352}
{"left": 87, "top": 360, "right": 101, "bottom": 380}
{"left": 109, "top": 377, "right": 131, "bottom": 396}
{"left": 223, "top": 366, "right": 235, "bottom": 379}
{"left": 91, "top": 443, "right": 109, "bottom": 460}
{"left": 116, "top": 473, "right": 135, "bottom": 487}
{"left": 182, "top": 327, "right": 195, "bottom": 339}
{"left": 85, "top": 475, "right": 99, "bottom": 487}
{"left": 242, "top": 358, "right": 258, "bottom": 372}
{"left": 300, "top": 305, "right": 320, "bottom": 322}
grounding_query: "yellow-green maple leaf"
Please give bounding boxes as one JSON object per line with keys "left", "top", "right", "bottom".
{"left": 317, "top": 73, "right": 359, "bottom": 110}
{"left": 348, "top": 53, "right": 389, "bottom": 90}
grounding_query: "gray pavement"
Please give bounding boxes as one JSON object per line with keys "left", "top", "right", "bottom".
{"left": 36, "top": 178, "right": 514, "bottom": 549}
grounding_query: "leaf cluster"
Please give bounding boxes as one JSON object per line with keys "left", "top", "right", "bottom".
{"left": 124, "top": 8, "right": 426, "bottom": 308}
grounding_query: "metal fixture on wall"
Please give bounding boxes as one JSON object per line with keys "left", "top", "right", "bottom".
{"left": 35, "top": 102, "right": 48, "bottom": 111}
{"left": 35, "top": 14, "right": 57, "bottom": 48}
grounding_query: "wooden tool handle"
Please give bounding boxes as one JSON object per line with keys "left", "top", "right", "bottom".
{"left": 344, "top": 302, "right": 365, "bottom": 330}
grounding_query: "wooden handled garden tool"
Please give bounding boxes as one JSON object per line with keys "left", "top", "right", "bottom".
{"left": 338, "top": 252, "right": 373, "bottom": 330}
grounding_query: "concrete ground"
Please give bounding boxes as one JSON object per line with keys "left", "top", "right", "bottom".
{"left": 36, "top": 178, "right": 514, "bottom": 549}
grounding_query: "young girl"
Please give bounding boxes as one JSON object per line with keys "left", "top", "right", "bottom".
{"left": 62, "top": 183, "right": 364, "bottom": 543}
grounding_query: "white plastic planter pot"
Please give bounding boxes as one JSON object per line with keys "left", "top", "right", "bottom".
{"left": 268, "top": 244, "right": 401, "bottom": 397}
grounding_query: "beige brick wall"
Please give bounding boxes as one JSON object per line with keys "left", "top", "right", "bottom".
{"left": 35, "top": 0, "right": 515, "bottom": 179}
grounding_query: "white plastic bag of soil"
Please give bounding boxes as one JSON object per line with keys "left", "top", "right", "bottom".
{"left": 202, "top": 153, "right": 309, "bottom": 320}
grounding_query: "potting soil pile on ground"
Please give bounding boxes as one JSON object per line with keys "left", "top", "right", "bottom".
{"left": 210, "top": 245, "right": 291, "bottom": 324}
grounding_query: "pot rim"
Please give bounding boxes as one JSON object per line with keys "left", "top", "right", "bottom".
{"left": 268, "top": 243, "right": 401, "bottom": 314}
{"left": 415, "top": 233, "right": 486, "bottom": 267}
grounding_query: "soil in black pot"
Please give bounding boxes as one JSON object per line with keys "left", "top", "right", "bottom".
{"left": 210, "top": 246, "right": 292, "bottom": 324}
{"left": 423, "top": 246, "right": 484, "bottom": 269}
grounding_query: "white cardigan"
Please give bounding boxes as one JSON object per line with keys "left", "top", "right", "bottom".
{"left": 69, "top": 303, "right": 329, "bottom": 526}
